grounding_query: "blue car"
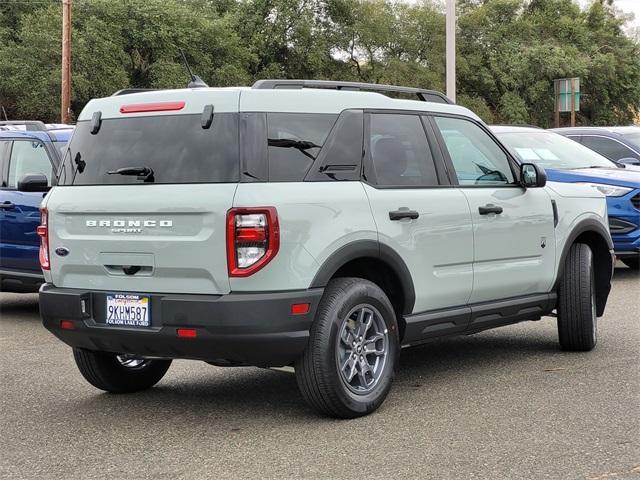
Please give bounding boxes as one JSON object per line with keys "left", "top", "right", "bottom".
{"left": 0, "top": 121, "right": 73, "bottom": 292}
{"left": 492, "top": 126, "right": 640, "bottom": 270}
{"left": 551, "top": 126, "right": 640, "bottom": 166}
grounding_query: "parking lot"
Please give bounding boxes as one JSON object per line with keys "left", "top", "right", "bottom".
{"left": 0, "top": 266, "right": 637, "bottom": 480}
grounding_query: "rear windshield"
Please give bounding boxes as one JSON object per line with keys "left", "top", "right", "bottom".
{"left": 58, "top": 113, "right": 239, "bottom": 185}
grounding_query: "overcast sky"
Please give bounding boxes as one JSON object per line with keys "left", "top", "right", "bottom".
{"left": 577, "top": 0, "right": 640, "bottom": 28}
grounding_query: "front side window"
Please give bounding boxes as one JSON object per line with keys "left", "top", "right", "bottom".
{"left": 433, "top": 116, "right": 514, "bottom": 186}
{"left": 580, "top": 136, "right": 637, "bottom": 161}
{"left": 267, "top": 113, "right": 337, "bottom": 182}
{"left": 7, "top": 140, "right": 52, "bottom": 188}
{"left": 369, "top": 114, "right": 438, "bottom": 187}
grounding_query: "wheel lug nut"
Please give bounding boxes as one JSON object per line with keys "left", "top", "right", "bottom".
{"left": 360, "top": 355, "right": 364, "bottom": 361}
{"left": 352, "top": 353, "right": 357, "bottom": 359}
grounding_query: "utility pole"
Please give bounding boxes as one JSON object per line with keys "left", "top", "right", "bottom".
{"left": 446, "top": 0, "right": 456, "bottom": 103}
{"left": 61, "top": 0, "right": 72, "bottom": 124}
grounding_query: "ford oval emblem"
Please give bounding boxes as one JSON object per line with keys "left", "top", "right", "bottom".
{"left": 55, "top": 247, "right": 70, "bottom": 257}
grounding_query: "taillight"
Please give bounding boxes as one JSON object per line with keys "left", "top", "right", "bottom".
{"left": 227, "top": 207, "right": 279, "bottom": 277}
{"left": 37, "top": 208, "right": 50, "bottom": 270}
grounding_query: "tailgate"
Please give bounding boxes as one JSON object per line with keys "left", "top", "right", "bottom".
{"left": 46, "top": 184, "right": 236, "bottom": 294}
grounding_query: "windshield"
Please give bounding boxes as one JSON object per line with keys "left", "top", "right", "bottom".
{"left": 496, "top": 131, "right": 616, "bottom": 170}
{"left": 58, "top": 113, "right": 239, "bottom": 185}
{"left": 620, "top": 131, "right": 640, "bottom": 147}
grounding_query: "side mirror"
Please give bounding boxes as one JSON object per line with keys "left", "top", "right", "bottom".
{"left": 17, "top": 173, "right": 49, "bottom": 192}
{"left": 618, "top": 157, "right": 640, "bottom": 166}
{"left": 520, "top": 163, "right": 547, "bottom": 188}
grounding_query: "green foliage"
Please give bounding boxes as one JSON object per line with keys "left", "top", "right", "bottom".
{"left": 0, "top": 0, "right": 638, "bottom": 126}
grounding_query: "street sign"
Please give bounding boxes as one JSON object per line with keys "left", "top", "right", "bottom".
{"left": 555, "top": 78, "right": 580, "bottom": 113}
{"left": 554, "top": 77, "right": 580, "bottom": 127}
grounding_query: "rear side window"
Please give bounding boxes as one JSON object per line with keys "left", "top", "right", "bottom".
{"left": 368, "top": 114, "right": 438, "bottom": 187}
{"left": 58, "top": 113, "right": 239, "bottom": 185}
{"left": 7, "top": 140, "right": 53, "bottom": 188}
{"left": 267, "top": 113, "right": 337, "bottom": 182}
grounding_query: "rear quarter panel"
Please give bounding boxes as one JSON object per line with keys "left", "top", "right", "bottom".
{"left": 230, "top": 182, "right": 377, "bottom": 291}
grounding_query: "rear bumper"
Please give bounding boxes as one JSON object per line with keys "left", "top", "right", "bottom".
{"left": 39, "top": 284, "right": 323, "bottom": 367}
{"left": 0, "top": 268, "right": 44, "bottom": 293}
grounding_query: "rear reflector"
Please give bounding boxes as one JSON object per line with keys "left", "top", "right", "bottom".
{"left": 120, "top": 101, "right": 185, "bottom": 114}
{"left": 177, "top": 328, "right": 197, "bottom": 338}
{"left": 60, "top": 320, "right": 75, "bottom": 330}
{"left": 291, "top": 303, "right": 310, "bottom": 315}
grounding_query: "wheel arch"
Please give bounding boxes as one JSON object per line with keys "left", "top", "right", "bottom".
{"left": 555, "top": 219, "right": 614, "bottom": 317}
{"left": 310, "top": 240, "right": 416, "bottom": 320}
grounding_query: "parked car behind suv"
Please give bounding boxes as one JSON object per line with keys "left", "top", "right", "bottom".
{"left": 0, "top": 121, "right": 73, "bottom": 292}
{"left": 492, "top": 126, "right": 640, "bottom": 270}
{"left": 551, "top": 126, "right": 640, "bottom": 167}
{"left": 39, "top": 81, "right": 614, "bottom": 418}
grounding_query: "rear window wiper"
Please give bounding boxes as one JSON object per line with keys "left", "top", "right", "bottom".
{"left": 107, "top": 166, "right": 155, "bottom": 183}
{"left": 268, "top": 138, "right": 321, "bottom": 161}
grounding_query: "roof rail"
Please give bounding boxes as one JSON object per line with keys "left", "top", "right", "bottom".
{"left": 112, "top": 88, "right": 158, "bottom": 96}
{"left": 0, "top": 120, "right": 47, "bottom": 131}
{"left": 252, "top": 79, "right": 453, "bottom": 104}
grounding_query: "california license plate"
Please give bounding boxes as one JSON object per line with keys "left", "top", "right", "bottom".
{"left": 106, "top": 294, "right": 150, "bottom": 327}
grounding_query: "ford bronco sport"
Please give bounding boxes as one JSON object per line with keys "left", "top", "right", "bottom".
{"left": 39, "top": 80, "right": 614, "bottom": 418}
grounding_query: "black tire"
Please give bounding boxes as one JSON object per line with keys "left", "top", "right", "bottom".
{"left": 621, "top": 257, "right": 639, "bottom": 270}
{"left": 295, "top": 277, "right": 399, "bottom": 418}
{"left": 73, "top": 348, "right": 172, "bottom": 393}
{"left": 557, "top": 243, "right": 598, "bottom": 351}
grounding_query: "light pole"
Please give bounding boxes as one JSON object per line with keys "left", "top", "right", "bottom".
{"left": 446, "top": 0, "right": 456, "bottom": 103}
{"left": 61, "top": 0, "right": 72, "bottom": 124}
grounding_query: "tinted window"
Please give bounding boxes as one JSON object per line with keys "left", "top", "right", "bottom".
{"left": 369, "top": 114, "right": 438, "bottom": 186}
{"left": 310, "top": 110, "right": 363, "bottom": 182}
{"left": 580, "top": 136, "right": 637, "bottom": 161}
{"left": 434, "top": 116, "right": 514, "bottom": 186}
{"left": 8, "top": 140, "right": 53, "bottom": 188}
{"left": 267, "top": 113, "right": 337, "bottom": 182}
{"left": 59, "top": 113, "right": 239, "bottom": 185}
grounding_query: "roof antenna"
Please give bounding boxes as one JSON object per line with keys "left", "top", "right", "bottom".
{"left": 1, "top": 106, "right": 8, "bottom": 121}
{"left": 179, "top": 49, "right": 208, "bottom": 88}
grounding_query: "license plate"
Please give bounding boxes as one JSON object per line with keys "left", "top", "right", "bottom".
{"left": 106, "top": 294, "right": 150, "bottom": 327}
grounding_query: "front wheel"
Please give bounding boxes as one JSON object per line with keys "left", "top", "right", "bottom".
{"left": 73, "top": 348, "right": 172, "bottom": 393}
{"left": 557, "top": 243, "right": 598, "bottom": 351}
{"left": 295, "top": 278, "right": 399, "bottom": 418}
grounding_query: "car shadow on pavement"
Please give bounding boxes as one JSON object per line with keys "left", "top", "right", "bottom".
{"left": 613, "top": 265, "right": 639, "bottom": 279}
{"left": 0, "top": 293, "right": 40, "bottom": 320}
{"left": 65, "top": 325, "right": 562, "bottom": 423}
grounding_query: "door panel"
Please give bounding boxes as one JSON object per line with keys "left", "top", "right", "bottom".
{"left": 461, "top": 187, "right": 556, "bottom": 303}
{"left": 431, "top": 115, "right": 557, "bottom": 302}
{"left": 365, "top": 185, "right": 474, "bottom": 313}
{"left": 363, "top": 112, "right": 473, "bottom": 315}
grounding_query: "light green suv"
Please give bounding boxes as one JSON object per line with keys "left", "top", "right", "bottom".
{"left": 39, "top": 80, "right": 614, "bottom": 418}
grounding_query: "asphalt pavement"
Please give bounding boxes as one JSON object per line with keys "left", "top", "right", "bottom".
{"left": 0, "top": 266, "right": 638, "bottom": 479}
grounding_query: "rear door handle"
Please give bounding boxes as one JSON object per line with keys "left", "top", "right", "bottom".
{"left": 478, "top": 204, "right": 503, "bottom": 215}
{"left": 389, "top": 208, "right": 419, "bottom": 221}
{"left": 0, "top": 201, "right": 15, "bottom": 210}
